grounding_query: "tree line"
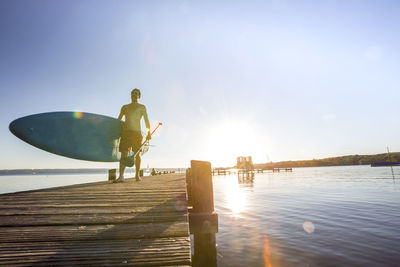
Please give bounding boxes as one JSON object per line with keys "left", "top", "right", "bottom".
{"left": 254, "top": 152, "right": 400, "bottom": 169}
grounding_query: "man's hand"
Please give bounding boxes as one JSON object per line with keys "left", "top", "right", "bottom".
{"left": 145, "top": 128, "right": 152, "bottom": 140}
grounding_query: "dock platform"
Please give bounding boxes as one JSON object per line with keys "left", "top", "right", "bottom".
{"left": 0, "top": 173, "right": 191, "bottom": 266}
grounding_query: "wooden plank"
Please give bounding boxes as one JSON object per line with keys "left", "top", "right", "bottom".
{"left": 0, "top": 222, "right": 189, "bottom": 242}
{"left": 0, "top": 202, "right": 183, "bottom": 210}
{"left": 0, "top": 237, "right": 189, "bottom": 251}
{"left": 0, "top": 237, "right": 191, "bottom": 266}
{"left": 0, "top": 213, "right": 188, "bottom": 226}
{"left": 0, "top": 192, "right": 186, "bottom": 199}
{"left": 0, "top": 189, "right": 186, "bottom": 197}
{"left": 0, "top": 206, "right": 184, "bottom": 215}
{"left": 0, "top": 195, "right": 186, "bottom": 202}
{"left": 0, "top": 174, "right": 191, "bottom": 266}
{"left": 0, "top": 198, "right": 186, "bottom": 206}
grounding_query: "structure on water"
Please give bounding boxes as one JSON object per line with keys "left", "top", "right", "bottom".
{"left": 211, "top": 156, "right": 293, "bottom": 176}
{"left": 236, "top": 156, "right": 254, "bottom": 170}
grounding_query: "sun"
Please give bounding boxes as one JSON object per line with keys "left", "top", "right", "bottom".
{"left": 206, "top": 120, "right": 263, "bottom": 167}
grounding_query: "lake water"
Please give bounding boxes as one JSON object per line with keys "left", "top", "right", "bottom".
{"left": 1, "top": 165, "right": 399, "bottom": 266}
{"left": 213, "top": 166, "right": 400, "bottom": 266}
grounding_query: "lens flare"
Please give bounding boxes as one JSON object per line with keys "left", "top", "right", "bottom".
{"left": 73, "top": 111, "right": 83, "bottom": 119}
{"left": 263, "top": 235, "right": 272, "bottom": 267}
{"left": 303, "top": 221, "right": 315, "bottom": 233}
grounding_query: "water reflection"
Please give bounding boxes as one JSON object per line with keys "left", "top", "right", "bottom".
{"left": 238, "top": 172, "right": 255, "bottom": 185}
{"left": 225, "top": 175, "right": 247, "bottom": 216}
{"left": 223, "top": 172, "right": 256, "bottom": 217}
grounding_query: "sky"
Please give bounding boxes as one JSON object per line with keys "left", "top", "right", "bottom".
{"left": 1, "top": 0, "right": 400, "bottom": 169}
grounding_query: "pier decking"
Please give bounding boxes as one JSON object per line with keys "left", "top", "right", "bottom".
{"left": 0, "top": 173, "right": 191, "bottom": 266}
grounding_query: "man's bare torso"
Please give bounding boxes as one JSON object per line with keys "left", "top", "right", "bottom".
{"left": 120, "top": 103, "right": 147, "bottom": 132}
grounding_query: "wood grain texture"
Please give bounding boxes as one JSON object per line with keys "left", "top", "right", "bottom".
{"left": 0, "top": 173, "right": 191, "bottom": 266}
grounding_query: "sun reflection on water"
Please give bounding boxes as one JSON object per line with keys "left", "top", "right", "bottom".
{"left": 225, "top": 177, "right": 246, "bottom": 217}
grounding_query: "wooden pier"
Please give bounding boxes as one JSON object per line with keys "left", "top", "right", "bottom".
{"left": 0, "top": 173, "right": 191, "bottom": 266}
{"left": 212, "top": 167, "right": 293, "bottom": 175}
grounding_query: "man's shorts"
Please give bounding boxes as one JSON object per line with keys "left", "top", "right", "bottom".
{"left": 119, "top": 130, "right": 143, "bottom": 153}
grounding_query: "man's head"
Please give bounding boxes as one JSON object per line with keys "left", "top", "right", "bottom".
{"left": 131, "top": 88, "right": 141, "bottom": 102}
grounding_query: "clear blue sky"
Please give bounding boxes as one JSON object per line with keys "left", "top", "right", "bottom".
{"left": 1, "top": 0, "right": 400, "bottom": 169}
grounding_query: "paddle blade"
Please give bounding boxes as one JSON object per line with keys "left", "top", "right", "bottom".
{"left": 122, "top": 156, "right": 135, "bottom": 167}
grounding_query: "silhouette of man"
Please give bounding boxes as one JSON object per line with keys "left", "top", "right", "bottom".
{"left": 115, "top": 88, "right": 151, "bottom": 182}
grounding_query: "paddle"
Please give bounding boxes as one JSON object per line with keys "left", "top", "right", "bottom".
{"left": 122, "top": 122, "right": 162, "bottom": 167}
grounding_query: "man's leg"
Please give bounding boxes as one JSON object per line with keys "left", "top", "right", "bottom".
{"left": 135, "top": 155, "right": 141, "bottom": 181}
{"left": 117, "top": 151, "right": 128, "bottom": 181}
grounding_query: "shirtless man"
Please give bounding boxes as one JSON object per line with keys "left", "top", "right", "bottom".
{"left": 115, "top": 88, "right": 151, "bottom": 182}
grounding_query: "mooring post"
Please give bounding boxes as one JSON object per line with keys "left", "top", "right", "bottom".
{"left": 189, "top": 160, "right": 218, "bottom": 267}
{"left": 108, "top": 169, "right": 116, "bottom": 181}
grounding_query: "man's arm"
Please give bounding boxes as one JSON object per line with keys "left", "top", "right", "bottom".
{"left": 118, "top": 106, "right": 125, "bottom": 120}
{"left": 143, "top": 106, "right": 151, "bottom": 140}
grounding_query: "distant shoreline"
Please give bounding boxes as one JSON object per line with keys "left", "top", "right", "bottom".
{"left": 2, "top": 152, "right": 399, "bottom": 175}
{"left": 254, "top": 152, "right": 400, "bottom": 169}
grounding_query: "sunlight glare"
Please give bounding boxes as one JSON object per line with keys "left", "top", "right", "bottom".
{"left": 225, "top": 177, "right": 246, "bottom": 216}
{"left": 206, "top": 120, "right": 266, "bottom": 167}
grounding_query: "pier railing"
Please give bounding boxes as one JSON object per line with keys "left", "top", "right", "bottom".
{"left": 212, "top": 167, "right": 293, "bottom": 175}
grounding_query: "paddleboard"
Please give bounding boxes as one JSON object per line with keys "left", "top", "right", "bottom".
{"left": 9, "top": 111, "right": 147, "bottom": 162}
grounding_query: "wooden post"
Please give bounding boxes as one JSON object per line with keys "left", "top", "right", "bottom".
{"left": 189, "top": 160, "right": 218, "bottom": 267}
{"left": 108, "top": 169, "right": 116, "bottom": 181}
{"left": 186, "top": 168, "right": 192, "bottom": 208}
{"left": 191, "top": 161, "right": 215, "bottom": 213}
